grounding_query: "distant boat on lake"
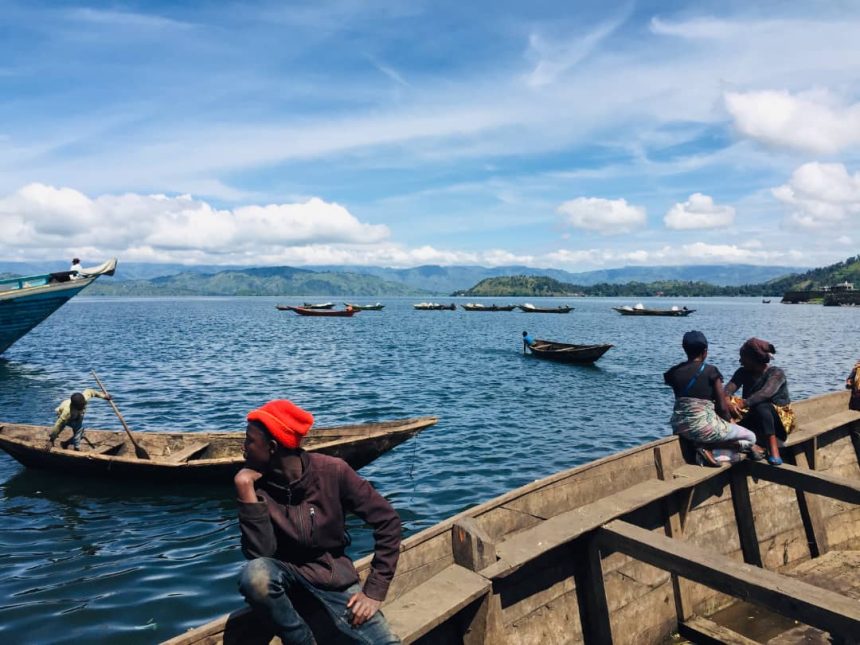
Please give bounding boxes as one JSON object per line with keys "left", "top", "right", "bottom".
{"left": 302, "top": 302, "right": 335, "bottom": 309}
{"left": 613, "top": 304, "right": 694, "bottom": 317}
{"left": 462, "top": 303, "right": 517, "bottom": 311}
{"left": 0, "top": 258, "right": 117, "bottom": 354}
{"left": 525, "top": 338, "right": 613, "bottom": 363}
{"left": 518, "top": 303, "right": 574, "bottom": 314}
{"left": 344, "top": 302, "right": 384, "bottom": 310}
{"left": 277, "top": 305, "right": 357, "bottom": 317}
{"left": 414, "top": 302, "right": 456, "bottom": 310}
{"left": 762, "top": 299, "right": 772, "bottom": 304}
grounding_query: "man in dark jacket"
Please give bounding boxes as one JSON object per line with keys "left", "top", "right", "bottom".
{"left": 235, "top": 399, "right": 401, "bottom": 644}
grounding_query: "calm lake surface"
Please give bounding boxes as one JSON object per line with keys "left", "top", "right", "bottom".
{"left": 1, "top": 296, "right": 857, "bottom": 643}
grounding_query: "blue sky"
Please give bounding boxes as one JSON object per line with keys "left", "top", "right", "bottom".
{"left": 1, "top": 0, "right": 859, "bottom": 269}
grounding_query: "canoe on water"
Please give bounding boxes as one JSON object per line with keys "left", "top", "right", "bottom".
{"left": 0, "top": 417, "right": 436, "bottom": 483}
{"left": 164, "top": 391, "right": 860, "bottom": 645}
{"left": 302, "top": 302, "right": 335, "bottom": 309}
{"left": 462, "top": 304, "right": 517, "bottom": 311}
{"left": 518, "top": 303, "right": 574, "bottom": 314}
{"left": 343, "top": 303, "right": 385, "bottom": 310}
{"left": 526, "top": 339, "right": 614, "bottom": 363}
{"left": 613, "top": 305, "right": 694, "bottom": 316}
{"left": 413, "top": 303, "right": 457, "bottom": 310}
{"left": 276, "top": 305, "right": 357, "bottom": 317}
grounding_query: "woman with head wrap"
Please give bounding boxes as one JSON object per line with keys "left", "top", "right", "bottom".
{"left": 725, "top": 338, "right": 793, "bottom": 465}
{"left": 664, "top": 331, "right": 761, "bottom": 466}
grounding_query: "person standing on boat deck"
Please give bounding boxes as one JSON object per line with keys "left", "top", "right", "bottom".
{"left": 235, "top": 399, "right": 401, "bottom": 645}
{"left": 48, "top": 389, "right": 111, "bottom": 450}
{"left": 664, "top": 331, "right": 761, "bottom": 466}
{"left": 69, "top": 258, "right": 83, "bottom": 279}
{"left": 725, "top": 338, "right": 792, "bottom": 466}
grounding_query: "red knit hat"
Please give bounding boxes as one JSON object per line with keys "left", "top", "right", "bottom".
{"left": 247, "top": 400, "right": 314, "bottom": 449}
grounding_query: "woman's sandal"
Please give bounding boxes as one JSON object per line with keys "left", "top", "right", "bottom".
{"left": 767, "top": 454, "right": 783, "bottom": 466}
{"left": 696, "top": 447, "right": 720, "bottom": 467}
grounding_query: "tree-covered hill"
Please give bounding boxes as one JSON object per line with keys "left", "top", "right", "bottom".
{"left": 764, "top": 255, "right": 859, "bottom": 291}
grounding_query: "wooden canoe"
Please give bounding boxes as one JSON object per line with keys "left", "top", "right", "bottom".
{"left": 462, "top": 304, "right": 517, "bottom": 311}
{"left": 613, "top": 306, "right": 694, "bottom": 316}
{"left": 164, "top": 391, "right": 860, "bottom": 645}
{"left": 302, "top": 302, "right": 335, "bottom": 309}
{"left": 344, "top": 303, "right": 385, "bottom": 310}
{"left": 0, "top": 416, "right": 436, "bottom": 483}
{"left": 518, "top": 304, "right": 573, "bottom": 313}
{"left": 527, "top": 339, "right": 614, "bottom": 363}
{"left": 276, "top": 305, "right": 357, "bottom": 317}
{"left": 413, "top": 303, "right": 457, "bottom": 310}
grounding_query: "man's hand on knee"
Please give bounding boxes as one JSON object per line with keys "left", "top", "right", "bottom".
{"left": 346, "top": 591, "right": 381, "bottom": 627}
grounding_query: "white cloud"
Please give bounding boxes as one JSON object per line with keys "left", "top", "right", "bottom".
{"left": 557, "top": 197, "right": 646, "bottom": 234}
{"left": 0, "top": 183, "right": 389, "bottom": 258}
{"left": 664, "top": 193, "right": 735, "bottom": 230}
{"left": 772, "top": 162, "right": 860, "bottom": 228}
{"left": 725, "top": 90, "right": 860, "bottom": 154}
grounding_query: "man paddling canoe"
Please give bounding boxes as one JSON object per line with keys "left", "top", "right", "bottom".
{"left": 48, "top": 388, "right": 111, "bottom": 450}
{"left": 235, "top": 399, "right": 401, "bottom": 644}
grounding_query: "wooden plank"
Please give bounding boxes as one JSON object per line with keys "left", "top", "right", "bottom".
{"left": 452, "top": 518, "right": 496, "bottom": 572}
{"left": 164, "top": 442, "right": 210, "bottom": 463}
{"left": 729, "top": 468, "right": 763, "bottom": 567}
{"left": 483, "top": 465, "right": 725, "bottom": 580}
{"left": 572, "top": 535, "right": 613, "bottom": 645}
{"left": 90, "top": 441, "right": 125, "bottom": 455}
{"left": 597, "top": 520, "right": 860, "bottom": 639}
{"left": 786, "top": 409, "right": 860, "bottom": 448}
{"left": 791, "top": 441, "right": 829, "bottom": 558}
{"left": 743, "top": 460, "right": 860, "bottom": 505}
{"left": 678, "top": 616, "right": 759, "bottom": 645}
{"left": 655, "top": 446, "right": 693, "bottom": 622}
{"left": 384, "top": 564, "right": 490, "bottom": 644}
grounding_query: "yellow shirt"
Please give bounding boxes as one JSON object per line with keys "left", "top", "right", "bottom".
{"left": 53, "top": 388, "right": 108, "bottom": 431}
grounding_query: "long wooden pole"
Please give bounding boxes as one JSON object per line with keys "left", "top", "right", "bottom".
{"left": 91, "top": 370, "right": 150, "bottom": 460}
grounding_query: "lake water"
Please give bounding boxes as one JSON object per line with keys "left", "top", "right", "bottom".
{"left": 0, "top": 296, "right": 857, "bottom": 643}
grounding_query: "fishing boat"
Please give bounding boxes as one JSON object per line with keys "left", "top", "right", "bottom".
{"left": 518, "top": 303, "right": 573, "bottom": 314}
{"left": 302, "top": 302, "right": 335, "bottom": 309}
{"left": 613, "top": 304, "right": 694, "bottom": 316}
{"left": 462, "top": 303, "right": 517, "bottom": 312}
{"left": 343, "top": 302, "right": 385, "bottom": 311}
{"left": 525, "top": 338, "right": 613, "bottom": 363}
{"left": 165, "top": 391, "right": 860, "bottom": 645}
{"left": 0, "top": 417, "right": 436, "bottom": 483}
{"left": 413, "top": 302, "right": 456, "bottom": 310}
{"left": 0, "top": 258, "right": 117, "bottom": 354}
{"left": 763, "top": 298, "right": 772, "bottom": 304}
{"left": 276, "top": 305, "right": 357, "bottom": 317}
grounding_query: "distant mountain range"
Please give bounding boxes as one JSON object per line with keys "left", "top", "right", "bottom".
{"left": 1, "top": 259, "right": 840, "bottom": 297}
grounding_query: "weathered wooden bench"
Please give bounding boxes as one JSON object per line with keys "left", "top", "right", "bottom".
{"left": 164, "top": 442, "right": 210, "bottom": 463}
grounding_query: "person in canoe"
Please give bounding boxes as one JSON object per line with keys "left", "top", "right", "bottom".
{"left": 522, "top": 330, "right": 536, "bottom": 351}
{"left": 234, "top": 399, "right": 401, "bottom": 644}
{"left": 48, "top": 388, "right": 111, "bottom": 450}
{"left": 847, "top": 359, "right": 860, "bottom": 411}
{"left": 725, "top": 338, "right": 794, "bottom": 466}
{"left": 664, "top": 331, "right": 762, "bottom": 466}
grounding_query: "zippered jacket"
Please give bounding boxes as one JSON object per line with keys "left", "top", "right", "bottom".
{"left": 238, "top": 451, "right": 401, "bottom": 601}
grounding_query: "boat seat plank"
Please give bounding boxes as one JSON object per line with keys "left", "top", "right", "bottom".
{"left": 598, "top": 520, "right": 860, "bottom": 638}
{"left": 678, "top": 617, "right": 759, "bottom": 645}
{"left": 90, "top": 441, "right": 125, "bottom": 455}
{"left": 742, "top": 460, "right": 860, "bottom": 505}
{"left": 384, "top": 564, "right": 490, "bottom": 644}
{"left": 787, "top": 410, "right": 860, "bottom": 447}
{"left": 164, "top": 442, "right": 210, "bottom": 463}
{"left": 483, "top": 465, "right": 724, "bottom": 580}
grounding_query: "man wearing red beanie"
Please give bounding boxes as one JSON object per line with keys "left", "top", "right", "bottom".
{"left": 235, "top": 400, "right": 402, "bottom": 644}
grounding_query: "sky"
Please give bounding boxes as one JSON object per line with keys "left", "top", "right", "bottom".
{"left": 1, "top": 0, "right": 859, "bottom": 270}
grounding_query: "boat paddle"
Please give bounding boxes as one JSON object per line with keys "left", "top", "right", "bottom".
{"left": 91, "top": 370, "right": 151, "bottom": 460}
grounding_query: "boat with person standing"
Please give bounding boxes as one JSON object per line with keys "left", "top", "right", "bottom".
{"left": 0, "top": 258, "right": 117, "bottom": 354}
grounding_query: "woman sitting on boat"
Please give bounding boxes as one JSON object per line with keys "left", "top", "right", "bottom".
{"left": 725, "top": 338, "right": 793, "bottom": 466}
{"left": 664, "top": 331, "right": 761, "bottom": 466}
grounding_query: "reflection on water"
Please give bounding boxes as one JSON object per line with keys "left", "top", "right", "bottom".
{"left": 0, "top": 296, "right": 857, "bottom": 642}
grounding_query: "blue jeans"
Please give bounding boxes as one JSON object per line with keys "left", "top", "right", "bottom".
{"left": 50, "top": 419, "right": 84, "bottom": 448}
{"left": 238, "top": 557, "right": 400, "bottom": 645}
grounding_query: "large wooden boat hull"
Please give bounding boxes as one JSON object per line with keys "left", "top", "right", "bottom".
{"left": 462, "top": 304, "right": 517, "bottom": 311}
{"left": 277, "top": 305, "right": 357, "bottom": 317}
{"left": 613, "top": 307, "right": 694, "bottom": 316}
{"left": 518, "top": 305, "right": 573, "bottom": 313}
{"left": 0, "top": 417, "right": 436, "bottom": 483}
{"left": 527, "top": 340, "right": 614, "bottom": 363}
{"left": 0, "top": 258, "right": 117, "bottom": 354}
{"left": 165, "top": 392, "right": 860, "bottom": 645}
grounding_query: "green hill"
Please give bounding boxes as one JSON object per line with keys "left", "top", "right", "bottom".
{"left": 764, "top": 255, "right": 860, "bottom": 291}
{"left": 87, "top": 266, "right": 426, "bottom": 296}
{"left": 454, "top": 275, "right": 583, "bottom": 297}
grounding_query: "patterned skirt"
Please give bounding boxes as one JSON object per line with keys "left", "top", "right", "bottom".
{"left": 670, "top": 397, "right": 732, "bottom": 443}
